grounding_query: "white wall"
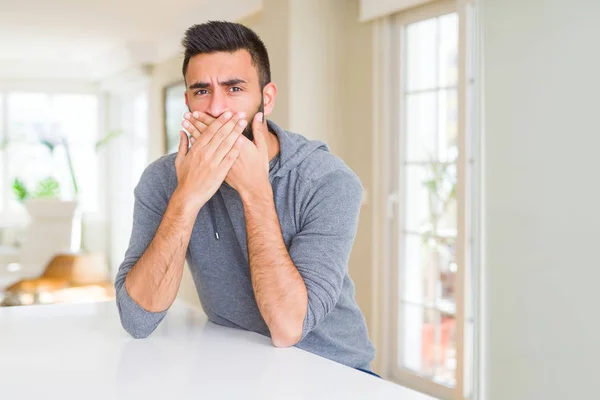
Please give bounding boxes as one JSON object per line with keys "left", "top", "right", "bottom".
{"left": 482, "top": 0, "right": 600, "bottom": 399}
{"left": 248, "top": 0, "right": 348, "bottom": 157}
{"left": 340, "top": 0, "right": 377, "bottom": 368}
{"left": 288, "top": 0, "right": 347, "bottom": 156}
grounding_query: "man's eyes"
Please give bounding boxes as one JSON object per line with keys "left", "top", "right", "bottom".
{"left": 194, "top": 87, "right": 243, "bottom": 96}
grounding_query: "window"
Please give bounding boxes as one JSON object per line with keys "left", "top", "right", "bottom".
{"left": 401, "top": 9, "right": 460, "bottom": 386}
{"left": 373, "top": 1, "right": 479, "bottom": 399}
{"left": 0, "top": 92, "right": 99, "bottom": 220}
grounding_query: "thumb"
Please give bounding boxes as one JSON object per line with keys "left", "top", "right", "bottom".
{"left": 175, "top": 131, "right": 189, "bottom": 165}
{"left": 252, "top": 112, "right": 267, "bottom": 151}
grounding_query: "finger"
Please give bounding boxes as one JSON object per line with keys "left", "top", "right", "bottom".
{"left": 192, "top": 111, "right": 216, "bottom": 128}
{"left": 218, "top": 135, "right": 245, "bottom": 172}
{"left": 212, "top": 117, "right": 248, "bottom": 163}
{"left": 190, "top": 136, "right": 196, "bottom": 145}
{"left": 252, "top": 112, "right": 267, "bottom": 151}
{"left": 182, "top": 112, "right": 206, "bottom": 141}
{"left": 196, "top": 111, "right": 233, "bottom": 149}
{"left": 206, "top": 112, "right": 247, "bottom": 155}
{"left": 175, "top": 131, "right": 189, "bottom": 165}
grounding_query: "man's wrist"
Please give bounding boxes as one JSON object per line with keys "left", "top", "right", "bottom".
{"left": 169, "top": 187, "right": 204, "bottom": 219}
{"left": 239, "top": 180, "right": 273, "bottom": 205}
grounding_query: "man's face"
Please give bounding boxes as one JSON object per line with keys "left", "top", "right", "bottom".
{"left": 184, "top": 50, "right": 264, "bottom": 141}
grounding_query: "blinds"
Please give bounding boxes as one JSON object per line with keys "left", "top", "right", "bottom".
{"left": 359, "top": 0, "right": 435, "bottom": 21}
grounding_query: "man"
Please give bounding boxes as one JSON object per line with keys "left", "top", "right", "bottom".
{"left": 115, "top": 21, "right": 376, "bottom": 373}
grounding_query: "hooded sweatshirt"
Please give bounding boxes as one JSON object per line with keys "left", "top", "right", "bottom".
{"left": 115, "top": 119, "right": 376, "bottom": 370}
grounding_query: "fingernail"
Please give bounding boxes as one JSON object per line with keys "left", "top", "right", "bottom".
{"left": 237, "top": 112, "right": 246, "bottom": 119}
{"left": 259, "top": 112, "right": 264, "bottom": 122}
{"left": 183, "top": 121, "right": 190, "bottom": 128}
{"left": 192, "top": 111, "right": 199, "bottom": 118}
{"left": 223, "top": 111, "right": 232, "bottom": 119}
{"left": 184, "top": 112, "right": 191, "bottom": 119}
{"left": 239, "top": 119, "right": 248, "bottom": 127}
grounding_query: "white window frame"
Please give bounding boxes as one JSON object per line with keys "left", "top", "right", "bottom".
{"left": 370, "top": 1, "right": 480, "bottom": 399}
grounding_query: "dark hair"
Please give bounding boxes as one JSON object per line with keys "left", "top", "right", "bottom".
{"left": 181, "top": 21, "right": 271, "bottom": 89}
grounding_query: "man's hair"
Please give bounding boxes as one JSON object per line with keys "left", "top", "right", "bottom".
{"left": 181, "top": 21, "right": 271, "bottom": 89}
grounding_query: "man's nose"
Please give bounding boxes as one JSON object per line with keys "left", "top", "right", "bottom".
{"left": 206, "top": 90, "right": 228, "bottom": 118}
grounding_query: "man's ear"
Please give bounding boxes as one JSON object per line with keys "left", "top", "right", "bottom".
{"left": 262, "top": 82, "right": 277, "bottom": 117}
{"left": 184, "top": 89, "right": 189, "bottom": 110}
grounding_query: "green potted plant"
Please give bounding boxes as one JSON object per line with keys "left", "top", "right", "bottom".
{"left": 10, "top": 130, "right": 122, "bottom": 263}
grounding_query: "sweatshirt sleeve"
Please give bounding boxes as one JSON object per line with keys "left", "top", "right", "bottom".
{"left": 290, "top": 168, "right": 363, "bottom": 338}
{"left": 114, "top": 160, "right": 170, "bottom": 339}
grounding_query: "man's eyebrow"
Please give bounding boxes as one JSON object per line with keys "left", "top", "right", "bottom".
{"left": 188, "top": 81, "right": 210, "bottom": 90}
{"left": 219, "top": 78, "right": 247, "bottom": 86}
{"left": 188, "top": 78, "right": 247, "bottom": 90}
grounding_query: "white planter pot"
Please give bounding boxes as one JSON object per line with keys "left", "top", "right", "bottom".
{"left": 24, "top": 199, "right": 78, "bottom": 219}
{"left": 20, "top": 199, "right": 81, "bottom": 277}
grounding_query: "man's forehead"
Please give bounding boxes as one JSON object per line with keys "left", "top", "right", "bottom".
{"left": 186, "top": 50, "right": 256, "bottom": 81}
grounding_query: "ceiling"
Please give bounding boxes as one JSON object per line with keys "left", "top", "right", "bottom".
{"left": 0, "top": 0, "right": 261, "bottom": 81}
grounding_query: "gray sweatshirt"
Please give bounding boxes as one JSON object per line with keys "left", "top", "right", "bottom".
{"left": 115, "top": 119, "right": 376, "bottom": 370}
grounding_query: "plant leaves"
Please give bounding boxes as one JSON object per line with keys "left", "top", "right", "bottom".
{"left": 95, "top": 130, "right": 124, "bottom": 152}
{"left": 11, "top": 178, "right": 30, "bottom": 203}
{"left": 40, "top": 139, "right": 56, "bottom": 153}
{"left": 33, "top": 177, "right": 60, "bottom": 199}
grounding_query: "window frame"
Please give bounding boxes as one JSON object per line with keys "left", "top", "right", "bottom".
{"left": 371, "top": 1, "right": 480, "bottom": 399}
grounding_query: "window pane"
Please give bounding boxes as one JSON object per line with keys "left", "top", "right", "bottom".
{"left": 406, "top": 92, "right": 436, "bottom": 162}
{"left": 400, "top": 303, "right": 456, "bottom": 386}
{"left": 434, "top": 161, "right": 457, "bottom": 233}
{"left": 6, "top": 92, "right": 99, "bottom": 213}
{"left": 434, "top": 313, "right": 456, "bottom": 386}
{"left": 438, "top": 89, "right": 458, "bottom": 162}
{"left": 401, "top": 303, "right": 432, "bottom": 375}
{"left": 53, "top": 94, "right": 99, "bottom": 212}
{"left": 437, "top": 236, "right": 457, "bottom": 308}
{"left": 406, "top": 18, "right": 437, "bottom": 92}
{"left": 53, "top": 94, "right": 98, "bottom": 146}
{"left": 405, "top": 164, "right": 457, "bottom": 234}
{"left": 439, "top": 13, "right": 458, "bottom": 88}
{"left": 61, "top": 145, "right": 98, "bottom": 212}
{"left": 403, "top": 233, "right": 456, "bottom": 306}
{"left": 405, "top": 165, "right": 430, "bottom": 233}
{"left": 403, "top": 234, "right": 426, "bottom": 303}
{"left": 7, "top": 92, "right": 51, "bottom": 141}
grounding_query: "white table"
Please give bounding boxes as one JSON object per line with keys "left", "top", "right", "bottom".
{"left": 0, "top": 301, "right": 436, "bottom": 400}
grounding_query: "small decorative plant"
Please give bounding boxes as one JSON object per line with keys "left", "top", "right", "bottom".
{"left": 12, "top": 177, "right": 60, "bottom": 203}
{"left": 11, "top": 130, "right": 122, "bottom": 204}
{"left": 8, "top": 129, "right": 123, "bottom": 253}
